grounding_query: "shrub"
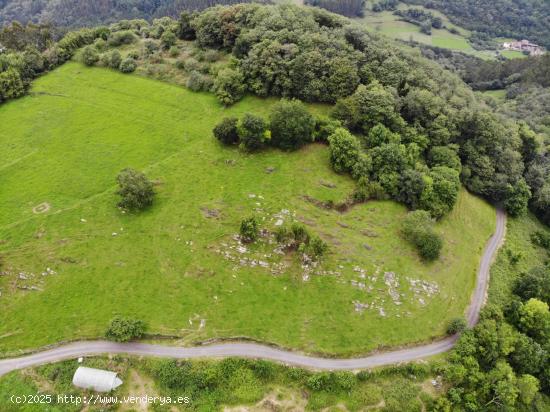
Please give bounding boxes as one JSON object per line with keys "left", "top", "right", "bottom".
{"left": 169, "top": 45, "right": 180, "bottom": 57}
{"left": 142, "top": 39, "right": 159, "bottom": 56}
{"left": 213, "top": 117, "right": 239, "bottom": 145}
{"left": 214, "top": 68, "right": 245, "bottom": 106}
{"left": 94, "top": 38, "right": 107, "bottom": 51}
{"left": 108, "top": 30, "right": 137, "bottom": 47}
{"left": 240, "top": 217, "right": 259, "bottom": 243}
{"left": 447, "top": 318, "right": 467, "bottom": 335}
{"left": 402, "top": 210, "right": 443, "bottom": 260}
{"left": 160, "top": 30, "right": 177, "bottom": 50}
{"left": 291, "top": 223, "right": 310, "bottom": 244}
{"left": 116, "top": 168, "right": 154, "bottom": 210}
{"left": 238, "top": 113, "right": 268, "bottom": 151}
{"left": 186, "top": 70, "right": 209, "bottom": 92}
{"left": 102, "top": 50, "right": 122, "bottom": 69}
{"left": 119, "top": 58, "right": 137, "bottom": 73}
{"left": 328, "top": 128, "right": 361, "bottom": 174}
{"left": 269, "top": 99, "right": 316, "bottom": 150}
{"left": 127, "top": 50, "right": 139, "bottom": 60}
{"left": 531, "top": 230, "right": 550, "bottom": 249}
{"left": 306, "top": 236, "right": 328, "bottom": 258}
{"left": 105, "top": 316, "right": 146, "bottom": 342}
{"left": 313, "top": 116, "right": 341, "bottom": 143}
{"left": 80, "top": 45, "right": 99, "bottom": 66}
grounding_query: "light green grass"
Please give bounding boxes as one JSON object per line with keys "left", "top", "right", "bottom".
{"left": 0, "top": 62, "right": 495, "bottom": 356}
{"left": 481, "top": 89, "right": 507, "bottom": 104}
{"left": 500, "top": 50, "right": 528, "bottom": 60}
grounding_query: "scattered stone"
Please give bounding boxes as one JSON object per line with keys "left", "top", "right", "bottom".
{"left": 265, "top": 167, "right": 276, "bottom": 173}
{"left": 319, "top": 180, "right": 336, "bottom": 188}
{"left": 363, "top": 243, "right": 372, "bottom": 250}
{"left": 337, "top": 222, "right": 349, "bottom": 228}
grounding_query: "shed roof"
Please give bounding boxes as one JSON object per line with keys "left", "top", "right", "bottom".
{"left": 72, "top": 366, "right": 123, "bottom": 392}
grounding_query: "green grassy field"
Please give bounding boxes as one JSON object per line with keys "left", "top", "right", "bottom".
{"left": 0, "top": 62, "right": 495, "bottom": 356}
{"left": 358, "top": 3, "right": 505, "bottom": 60}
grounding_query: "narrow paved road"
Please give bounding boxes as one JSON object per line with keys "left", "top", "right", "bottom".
{"left": 0, "top": 210, "right": 506, "bottom": 376}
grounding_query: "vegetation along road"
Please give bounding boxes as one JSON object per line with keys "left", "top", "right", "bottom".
{"left": 0, "top": 210, "right": 506, "bottom": 375}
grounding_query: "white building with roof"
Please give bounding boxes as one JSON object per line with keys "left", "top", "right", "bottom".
{"left": 72, "top": 366, "right": 123, "bottom": 392}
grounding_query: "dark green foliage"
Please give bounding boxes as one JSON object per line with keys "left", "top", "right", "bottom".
{"left": 447, "top": 318, "right": 467, "bottom": 335}
{"left": 80, "top": 45, "right": 99, "bottom": 66}
{"left": 105, "top": 316, "right": 146, "bottom": 342}
{"left": 160, "top": 30, "right": 177, "bottom": 49}
{"left": 238, "top": 113, "right": 268, "bottom": 151}
{"left": 514, "top": 266, "right": 550, "bottom": 305}
{"left": 116, "top": 168, "right": 155, "bottom": 210}
{"left": 402, "top": 210, "right": 443, "bottom": 260}
{"left": 214, "top": 68, "right": 245, "bottom": 105}
{"left": 531, "top": 231, "right": 550, "bottom": 250}
{"left": 304, "top": 0, "right": 365, "bottom": 17}
{"left": 239, "top": 216, "right": 259, "bottom": 243}
{"left": 333, "top": 82, "right": 403, "bottom": 133}
{"left": 504, "top": 179, "right": 531, "bottom": 217}
{"left": 275, "top": 223, "right": 328, "bottom": 260}
{"left": 0, "top": 68, "right": 25, "bottom": 102}
{"left": 327, "top": 128, "right": 361, "bottom": 174}
{"left": 428, "top": 145, "right": 461, "bottom": 172}
{"left": 119, "top": 57, "right": 137, "bottom": 73}
{"left": 312, "top": 116, "right": 341, "bottom": 143}
{"left": 177, "top": 11, "right": 196, "bottom": 40}
{"left": 419, "top": 166, "right": 460, "bottom": 219}
{"left": 213, "top": 117, "right": 239, "bottom": 145}
{"left": 269, "top": 99, "right": 315, "bottom": 151}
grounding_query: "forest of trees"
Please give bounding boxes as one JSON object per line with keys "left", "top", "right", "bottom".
{"left": 1, "top": 3, "right": 546, "bottom": 223}
{"left": 303, "top": 0, "right": 365, "bottom": 17}
{"left": 402, "top": 0, "right": 550, "bottom": 48}
{"left": 0, "top": 0, "right": 264, "bottom": 27}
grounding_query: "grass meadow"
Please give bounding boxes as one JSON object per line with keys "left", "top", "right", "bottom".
{"left": 0, "top": 62, "right": 495, "bottom": 356}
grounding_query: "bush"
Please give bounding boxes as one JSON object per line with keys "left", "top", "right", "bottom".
{"left": 116, "top": 168, "right": 154, "bottom": 210}
{"left": 402, "top": 210, "right": 443, "bottom": 260}
{"left": 169, "top": 45, "right": 180, "bottom": 57}
{"left": 142, "top": 39, "right": 159, "bottom": 56}
{"left": 447, "top": 318, "right": 467, "bottom": 335}
{"left": 105, "top": 316, "right": 146, "bottom": 342}
{"left": 213, "top": 117, "right": 239, "bottom": 145}
{"left": 186, "top": 71, "right": 210, "bottom": 92}
{"left": 101, "top": 50, "right": 122, "bottom": 69}
{"left": 161, "top": 30, "right": 177, "bottom": 50}
{"left": 107, "top": 30, "right": 137, "bottom": 47}
{"left": 240, "top": 217, "right": 259, "bottom": 243}
{"left": 214, "top": 68, "right": 246, "bottom": 106}
{"left": 80, "top": 45, "right": 99, "bottom": 66}
{"left": 127, "top": 50, "right": 139, "bottom": 60}
{"left": 327, "top": 128, "right": 361, "bottom": 174}
{"left": 119, "top": 58, "right": 137, "bottom": 73}
{"left": 238, "top": 113, "right": 268, "bottom": 151}
{"left": 269, "top": 99, "right": 316, "bottom": 150}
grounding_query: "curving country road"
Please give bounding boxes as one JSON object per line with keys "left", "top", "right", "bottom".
{"left": 0, "top": 209, "right": 506, "bottom": 376}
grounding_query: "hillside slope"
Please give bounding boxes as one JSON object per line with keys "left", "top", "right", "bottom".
{"left": 402, "top": 0, "right": 550, "bottom": 48}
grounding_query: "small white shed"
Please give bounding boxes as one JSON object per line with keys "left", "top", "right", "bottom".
{"left": 72, "top": 366, "right": 123, "bottom": 392}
